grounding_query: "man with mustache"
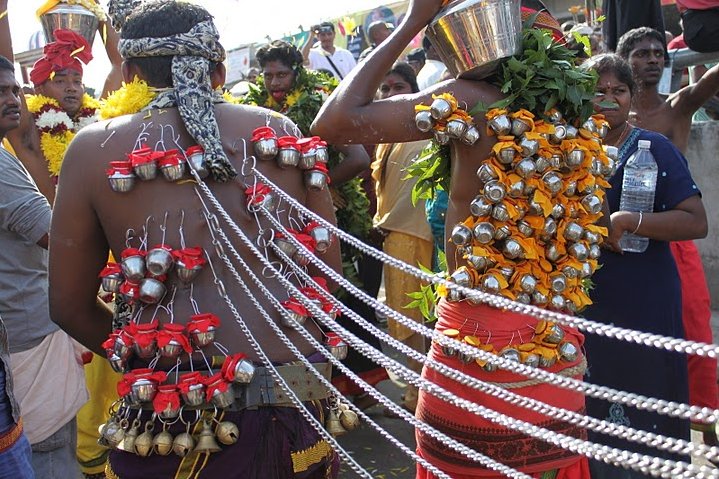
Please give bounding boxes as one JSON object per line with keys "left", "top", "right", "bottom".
{"left": 617, "top": 25, "right": 719, "bottom": 454}
{"left": 0, "top": 53, "right": 36, "bottom": 479}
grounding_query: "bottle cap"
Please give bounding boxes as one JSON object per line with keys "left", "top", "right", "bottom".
{"left": 638, "top": 140, "right": 651, "bottom": 149}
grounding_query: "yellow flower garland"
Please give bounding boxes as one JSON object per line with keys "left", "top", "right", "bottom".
{"left": 27, "top": 93, "right": 100, "bottom": 177}
{"left": 98, "top": 78, "right": 156, "bottom": 120}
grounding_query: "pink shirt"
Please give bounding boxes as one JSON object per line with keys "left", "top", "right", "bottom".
{"left": 676, "top": 0, "right": 719, "bottom": 12}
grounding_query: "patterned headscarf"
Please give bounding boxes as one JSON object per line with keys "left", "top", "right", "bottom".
{"left": 119, "top": 20, "right": 236, "bottom": 182}
{"left": 30, "top": 29, "right": 93, "bottom": 86}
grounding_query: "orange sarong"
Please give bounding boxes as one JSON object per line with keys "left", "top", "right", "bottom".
{"left": 416, "top": 300, "right": 590, "bottom": 478}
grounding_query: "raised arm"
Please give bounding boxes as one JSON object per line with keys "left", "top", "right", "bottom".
{"left": 301, "top": 30, "right": 316, "bottom": 67}
{"left": 99, "top": 17, "right": 123, "bottom": 99}
{"left": 672, "top": 62, "right": 719, "bottom": 116}
{"left": 328, "top": 143, "right": 370, "bottom": 185}
{"left": 311, "top": 0, "right": 446, "bottom": 145}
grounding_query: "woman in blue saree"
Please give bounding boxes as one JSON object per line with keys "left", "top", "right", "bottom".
{"left": 582, "top": 54, "right": 708, "bottom": 478}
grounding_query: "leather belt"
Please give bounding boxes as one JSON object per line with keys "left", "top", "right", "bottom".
{"left": 236, "top": 362, "right": 332, "bottom": 409}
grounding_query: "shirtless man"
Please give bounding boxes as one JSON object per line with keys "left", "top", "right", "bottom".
{"left": 49, "top": 1, "right": 342, "bottom": 478}
{"left": 617, "top": 26, "right": 719, "bottom": 449}
{"left": 0, "top": 0, "right": 122, "bottom": 205}
{"left": 314, "top": 1, "right": 594, "bottom": 477}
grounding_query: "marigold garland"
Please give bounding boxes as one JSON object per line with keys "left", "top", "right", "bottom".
{"left": 98, "top": 78, "right": 156, "bottom": 120}
{"left": 27, "top": 93, "right": 99, "bottom": 177}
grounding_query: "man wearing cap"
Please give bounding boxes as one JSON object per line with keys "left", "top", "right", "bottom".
{"left": 49, "top": 1, "right": 343, "bottom": 478}
{"left": 358, "top": 21, "right": 394, "bottom": 62}
{"left": 304, "top": 21, "right": 357, "bottom": 79}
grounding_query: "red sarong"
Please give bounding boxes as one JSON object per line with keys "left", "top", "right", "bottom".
{"left": 670, "top": 240, "right": 719, "bottom": 414}
{"left": 416, "top": 300, "right": 589, "bottom": 478}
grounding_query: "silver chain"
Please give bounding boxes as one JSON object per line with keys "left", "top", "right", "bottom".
{"left": 252, "top": 170, "right": 719, "bottom": 361}
{"left": 192, "top": 184, "right": 529, "bottom": 479}
{"left": 253, "top": 204, "right": 718, "bottom": 479}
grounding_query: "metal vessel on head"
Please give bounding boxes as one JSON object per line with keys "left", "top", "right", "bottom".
{"left": 425, "top": 0, "right": 522, "bottom": 80}
{"left": 40, "top": 3, "right": 99, "bottom": 47}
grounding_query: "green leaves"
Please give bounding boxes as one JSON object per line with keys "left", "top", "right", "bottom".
{"left": 405, "top": 141, "right": 451, "bottom": 206}
{"left": 471, "top": 26, "right": 599, "bottom": 125}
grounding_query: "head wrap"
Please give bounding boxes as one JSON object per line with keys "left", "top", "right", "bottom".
{"left": 119, "top": 20, "right": 237, "bottom": 182}
{"left": 30, "top": 29, "right": 93, "bottom": 86}
{"left": 521, "top": 6, "right": 564, "bottom": 43}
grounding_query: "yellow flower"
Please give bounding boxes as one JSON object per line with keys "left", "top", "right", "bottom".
{"left": 284, "top": 90, "right": 302, "bottom": 108}
{"left": 26, "top": 94, "right": 59, "bottom": 113}
{"left": 222, "top": 91, "right": 241, "bottom": 105}
{"left": 99, "top": 78, "right": 156, "bottom": 120}
{"left": 40, "top": 130, "right": 75, "bottom": 177}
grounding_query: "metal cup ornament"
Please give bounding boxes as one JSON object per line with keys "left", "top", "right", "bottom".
{"left": 581, "top": 194, "right": 603, "bottom": 215}
{"left": 515, "top": 158, "right": 537, "bottom": 180}
{"left": 187, "top": 313, "right": 221, "bottom": 348}
{"left": 502, "top": 238, "right": 525, "bottom": 259}
{"left": 488, "top": 113, "right": 511, "bottom": 136}
{"left": 305, "top": 221, "right": 333, "bottom": 254}
{"left": 127, "top": 320, "right": 159, "bottom": 359}
{"left": 185, "top": 145, "right": 210, "bottom": 179}
{"left": 158, "top": 149, "right": 186, "bottom": 181}
{"left": 446, "top": 118, "right": 468, "bottom": 139}
{"left": 107, "top": 161, "right": 136, "bottom": 193}
{"left": 497, "top": 146, "right": 516, "bottom": 164}
{"left": 518, "top": 136, "right": 539, "bottom": 156}
{"left": 534, "top": 156, "right": 550, "bottom": 174}
{"left": 244, "top": 182, "right": 277, "bottom": 213}
{"left": 156, "top": 323, "right": 192, "bottom": 359}
{"left": 281, "top": 298, "right": 309, "bottom": 329}
{"left": 508, "top": 178, "right": 526, "bottom": 198}
{"left": 483, "top": 180, "right": 506, "bottom": 203}
{"left": 221, "top": 353, "right": 256, "bottom": 385}
{"left": 314, "top": 138, "right": 329, "bottom": 164}
{"left": 559, "top": 341, "right": 579, "bottom": 362}
{"left": 172, "top": 247, "right": 206, "bottom": 283}
{"left": 297, "top": 137, "right": 318, "bottom": 170}
{"left": 324, "top": 332, "right": 348, "bottom": 360}
{"left": 121, "top": 248, "right": 147, "bottom": 281}
{"left": 568, "top": 242, "right": 589, "bottom": 261}
{"left": 204, "top": 373, "right": 235, "bottom": 409}
{"left": 276, "top": 136, "right": 301, "bottom": 168}
{"left": 563, "top": 222, "right": 584, "bottom": 242}
{"left": 139, "top": 277, "right": 167, "bottom": 304}
{"left": 430, "top": 97, "right": 454, "bottom": 120}
{"left": 542, "top": 171, "right": 563, "bottom": 196}
{"left": 491, "top": 204, "right": 510, "bottom": 222}
{"left": 433, "top": 128, "right": 450, "bottom": 145}
{"left": 472, "top": 222, "right": 495, "bottom": 245}
{"left": 178, "top": 372, "right": 206, "bottom": 407}
{"left": 305, "top": 163, "right": 330, "bottom": 191}
{"left": 566, "top": 149, "right": 585, "bottom": 168}
{"left": 146, "top": 244, "right": 174, "bottom": 277}
{"left": 494, "top": 225, "right": 511, "bottom": 241}
{"left": 99, "top": 262, "right": 124, "bottom": 293}
{"left": 476, "top": 163, "right": 499, "bottom": 183}
{"left": 440, "top": 328, "right": 460, "bottom": 358}
{"left": 129, "top": 147, "right": 161, "bottom": 181}
{"left": 550, "top": 124, "right": 567, "bottom": 143}
{"left": 414, "top": 109, "right": 435, "bottom": 132}
{"left": 128, "top": 368, "right": 167, "bottom": 403}
{"left": 251, "top": 126, "right": 279, "bottom": 161}
{"left": 469, "top": 196, "right": 493, "bottom": 217}
{"left": 451, "top": 223, "right": 473, "bottom": 246}
{"left": 511, "top": 118, "right": 532, "bottom": 137}
{"left": 153, "top": 384, "right": 182, "bottom": 419}
{"left": 461, "top": 125, "right": 481, "bottom": 145}
{"left": 604, "top": 145, "right": 619, "bottom": 161}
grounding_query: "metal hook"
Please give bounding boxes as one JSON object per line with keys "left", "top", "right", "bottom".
{"left": 178, "top": 210, "right": 187, "bottom": 249}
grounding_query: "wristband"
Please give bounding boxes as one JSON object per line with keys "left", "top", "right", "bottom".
{"left": 631, "top": 211, "right": 643, "bottom": 235}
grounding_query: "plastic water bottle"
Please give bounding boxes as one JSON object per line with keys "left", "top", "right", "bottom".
{"left": 619, "top": 139, "right": 657, "bottom": 253}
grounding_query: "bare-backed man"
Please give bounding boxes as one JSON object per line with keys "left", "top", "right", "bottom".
{"left": 49, "top": 2, "right": 342, "bottom": 478}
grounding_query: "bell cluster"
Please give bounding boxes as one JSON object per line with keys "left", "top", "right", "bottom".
{"left": 99, "top": 357, "right": 255, "bottom": 457}
{"left": 107, "top": 145, "right": 209, "bottom": 193}
{"left": 445, "top": 109, "right": 618, "bottom": 314}
{"left": 251, "top": 126, "right": 331, "bottom": 191}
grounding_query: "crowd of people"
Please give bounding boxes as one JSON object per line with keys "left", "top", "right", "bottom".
{"left": 0, "top": 0, "right": 714, "bottom": 478}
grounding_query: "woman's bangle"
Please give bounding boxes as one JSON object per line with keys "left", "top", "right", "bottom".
{"left": 631, "top": 211, "right": 643, "bottom": 235}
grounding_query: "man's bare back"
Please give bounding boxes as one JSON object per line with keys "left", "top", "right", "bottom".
{"left": 49, "top": 103, "right": 342, "bottom": 364}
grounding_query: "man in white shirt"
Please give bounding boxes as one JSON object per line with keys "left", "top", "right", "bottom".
{"left": 304, "top": 22, "right": 357, "bottom": 79}
{"left": 416, "top": 36, "right": 447, "bottom": 90}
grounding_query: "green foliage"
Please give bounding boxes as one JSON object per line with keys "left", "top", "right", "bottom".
{"left": 403, "top": 250, "right": 447, "bottom": 324}
{"left": 473, "top": 26, "right": 599, "bottom": 125}
{"left": 405, "top": 141, "right": 451, "bottom": 205}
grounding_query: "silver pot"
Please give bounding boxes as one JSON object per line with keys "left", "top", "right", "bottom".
{"left": 461, "top": 125, "right": 481, "bottom": 145}
{"left": 133, "top": 161, "right": 158, "bottom": 181}
{"left": 469, "top": 196, "right": 493, "bottom": 217}
{"left": 473, "top": 222, "right": 495, "bottom": 244}
{"left": 210, "top": 387, "right": 235, "bottom": 408}
{"left": 108, "top": 172, "right": 135, "bottom": 193}
{"left": 40, "top": 2, "right": 99, "bottom": 47}
{"left": 101, "top": 273, "right": 124, "bottom": 294}
{"left": 488, "top": 114, "right": 512, "bottom": 136}
{"left": 277, "top": 147, "right": 301, "bottom": 168}
{"left": 232, "top": 359, "right": 256, "bottom": 384}
{"left": 298, "top": 149, "right": 317, "bottom": 170}
{"left": 159, "top": 339, "right": 184, "bottom": 359}
{"left": 187, "top": 151, "right": 209, "bottom": 179}
{"left": 304, "top": 170, "right": 328, "bottom": 191}
{"left": 310, "top": 226, "right": 333, "bottom": 254}
{"left": 121, "top": 254, "right": 146, "bottom": 281}
{"left": 190, "top": 326, "right": 216, "bottom": 348}
{"left": 497, "top": 146, "right": 516, "bottom": 164}
{"left": 515, "top": 158, "right": 536, "bottom": 179}
{"left": 451, "top": 223, "right": 473, "bottom": 246}
{"left": 446, "top": 119, "right": 468, "bottom": 139}
{"left": 131, "top": 378, "right": 158, "bottom": 403}
{"left": 281, "top": 310, "right": 308, "bottom": 329}
{"left": 176, "top": 262, "right": 203, "bottom": 284}
{"left": 160, "top": 161, "right": 186, "bottom": 182}
{"left": 181, "top": 383, "right": 206, "bottom": 407}
{"left": 146, "top": 247, "right": 174, "bottom": 276}
{"left": 254, "top": 138, "right": 279, "bottom": 161}
{"left": 139, "top": 278, "right": 166, "bottom": 304}
{"left": 483, "top": 181, "right": 506, "bottom": 203}
{"left": 511, "top": 118, "right": 531, "bottom": 137}
{"left": 425, "top": 0, "right": 522, "bottom": 80}
{"left": 415, "top": 110, "right": 435, "bottom": 132}
{"left": 430, "top": 97, "right": 454, "bottom": 120}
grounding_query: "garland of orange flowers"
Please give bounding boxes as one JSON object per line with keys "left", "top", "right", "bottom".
{"left": 26, "top": 93, "right": 100, "bottom": 177}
